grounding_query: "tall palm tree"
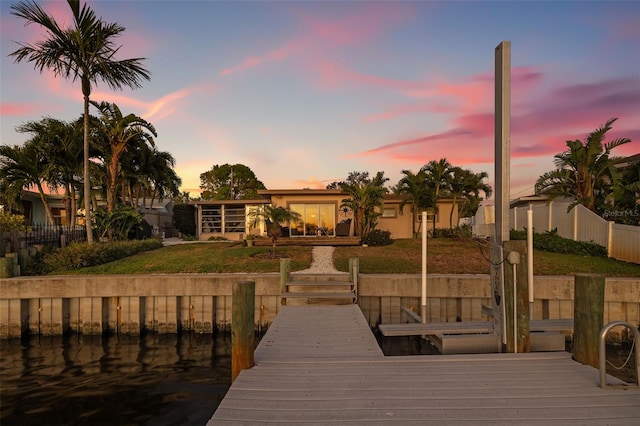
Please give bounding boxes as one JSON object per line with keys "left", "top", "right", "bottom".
{"left": 10, "top": 0, "right": 151, "bottom": 243}
{"left": 0, "top": 142, "right": 56, "bottom": 225}
{"left": 535, "top": 118, "right": 631, "bottom": 212}
{"left": 248, "top": 205, "right": 302, "bottom": 253}
{"left": 396, "top": 169, "right": 432, "bottom": 236}
{"left": 422, "top": 158, "right": 453, "bottom": 233}
{"left": 91, "top": 101, "right": 156, "bottom": 212}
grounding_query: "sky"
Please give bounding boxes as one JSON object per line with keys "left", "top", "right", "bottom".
{"left": 1, "top": 0, "right": 639, "bottom": 201}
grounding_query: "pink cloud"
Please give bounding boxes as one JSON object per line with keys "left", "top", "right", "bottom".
{"left": 91, "top": 84, "right": 216, "bottom": 122}
{"left": 350, "top": 71, "right": 638, "bottom": 177}
{"left": 0, "top": 102, "right": 42, "bottom": 116}
{"left": 219, "top": 3, "right": 414, "bottom": 77}
{"left": 220, "top": 40, "right": 302, "bottom": 75}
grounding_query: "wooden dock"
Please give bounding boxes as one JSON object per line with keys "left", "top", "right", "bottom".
{"left": 209, "top": 305, "right": 639, "bottom": 425}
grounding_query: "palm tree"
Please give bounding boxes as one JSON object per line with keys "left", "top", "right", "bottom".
{"left": 10, "top": 0, "right": 151, "bottom": 243}
{"left": 422, "top": 158, "right": 453, "bottom": 233}
{"left": 91, "top": 101, "right": 157, "bottom": 212}
{"left": 16, "top": 117, "right": 84, "bottom": 227}
{"left": 145, "top": 149, "right": 181, "bottom": 209}
{"left": 0, "top": 142, "right": 56, "bottom": 224}
{"left": 333, "top": 171, "right": 389, "bottom": 237}
{"left": 447, "top": 167, "right": 467, "bottom": 229}
{"left": 248, "top": 205, "right": 302, "bottom": 253}
{"left": 535, "top": 118, "right": 631, "bottom": 212}
{"left": 460, "top": 170, "right": 492, "bottom": 222}
{"left": 396, "top": 169, "right": 432, "bottom": 236}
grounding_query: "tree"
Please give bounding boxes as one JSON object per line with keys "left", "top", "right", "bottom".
{"left": 535, "top": 118, "right": 631, "bottom": 212}
{"left": 199, "top": 164, "right": 266, "bottom": 200}
{"left": 248, "top": 205, "right": 301, "bottom": 253}
{"left": 10, "top": 0, "right": 151, "bottom": 244}
{"left": 0, "top": 142, "right": 56, "bottom": 224}
{"left": 422, "top": 158, "right": 453, "bottom": 233}
{"left": 610, "top": 158, "right": 640, "bottom": 225}
{"left": 395, "top": 169, "right": 432, "bottom": 236}
{"left": 445, "top": 168, "right": 493, "bottom": 228}
{"left": 459, "top": 170, "right": 492, "bottom": 221}
{"left": 16, "top": 117, "right": 84, "bottom": 227}
{"left": 329, "top": 171, "right": 389, "bottom": 237}
{"left": 91, "top": 101, "right": 157, "bottom": 212}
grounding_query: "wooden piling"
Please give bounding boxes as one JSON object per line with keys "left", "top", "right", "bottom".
{"left": 573, "top": 274, "right": 605, "bottom": 368}
{"left": 503, "top": 240, "right": 530, "bottom": 353}
{"left": 232, "top": 280, "right": 255, "bottom": 382}
{"left": 280, "top": 258, "right": 290, "bottom": 306}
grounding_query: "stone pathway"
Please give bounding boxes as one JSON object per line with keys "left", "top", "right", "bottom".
{"left": 293, "top": 246, "right": 344, "bottom": 274}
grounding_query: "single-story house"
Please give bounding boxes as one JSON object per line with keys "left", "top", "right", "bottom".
{"left": 190, "top": 189, "right": 459, "bottom": 241}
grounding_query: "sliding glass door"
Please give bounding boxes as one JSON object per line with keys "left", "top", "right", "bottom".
{"left": 289, "top": 203, "right": 336, "bottom": 236}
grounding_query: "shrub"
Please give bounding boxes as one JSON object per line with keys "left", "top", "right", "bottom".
{"left": 173, "top": 204, "right": 196, "bottom": 236}
{"left": 0, "top": 211, "right": 28, "bottom": 232}
{"left": 362, "top": 229, "right": 392, "bottom": 246}
{"left": 94, "top": 206, "right": 143, "bottom": 241}
{"left": 432, "top": 225, "right": 473, "bottom": 238}
{"left": 43, "top": 239, "right": 162, "bottom": 273}
{"left": 509, "top": 228, "right": 607, "bottom": 257}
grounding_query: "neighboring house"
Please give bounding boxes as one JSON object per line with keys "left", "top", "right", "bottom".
{"left": 190, "top": 189, "right": 459, "bottom": 241}
{"left": 19, "top": 190, "right": 68, "bottom": 225}
{"left": 136, "top": 198, "right": 177, "bottom": 238}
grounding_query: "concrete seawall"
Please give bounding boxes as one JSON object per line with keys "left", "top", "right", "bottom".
{"left": 1, "top": 274, "right": 638, "bottom": 339}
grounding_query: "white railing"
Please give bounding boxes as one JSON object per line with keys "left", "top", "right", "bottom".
{"left": 474, "top": 201, "right": 639, "bottom": 264}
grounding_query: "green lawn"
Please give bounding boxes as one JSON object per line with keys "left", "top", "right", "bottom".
{"left": 65, "top": 238, "right": 640, "bottom": 277}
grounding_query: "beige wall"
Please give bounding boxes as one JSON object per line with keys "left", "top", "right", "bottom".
{"left": 2, "top": 274, "right": 637, "bottom": 341}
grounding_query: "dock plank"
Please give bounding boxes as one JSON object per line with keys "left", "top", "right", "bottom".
{"left": 209, "top": 305, "right": 640, "bottom": 425}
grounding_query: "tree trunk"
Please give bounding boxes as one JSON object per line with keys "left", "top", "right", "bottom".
{"left": 449, "top": 195, "right": 457, "bottom": 229}
{"left": 83, "top": 94, "right": 94, "bottom": 244}
{"left": 36, "top": 182, "right": 56, "bottom": 225}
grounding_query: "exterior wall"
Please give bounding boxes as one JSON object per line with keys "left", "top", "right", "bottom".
{"left": 2, "top": 274, "right": 637, "bottom": 341}
{"left": 377, "top": 202, "right": 413, "bottom": 238}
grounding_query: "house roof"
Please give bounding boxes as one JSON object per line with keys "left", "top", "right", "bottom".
{"left": 190, "top": 199, "right": 270, "bottom": 206}
{"left": 258, "top": 189, "right": 344, "bottom": 196}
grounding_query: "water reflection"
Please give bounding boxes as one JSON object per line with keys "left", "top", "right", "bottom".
{"left": 0, "top": 333, "right": 233, "bottom": 426}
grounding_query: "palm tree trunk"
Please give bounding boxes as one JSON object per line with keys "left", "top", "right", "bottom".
{"left": 69, "top": 183, "right": 77, "bottom": 227}
{"left": 107, "top": 155, "right": 119, "bottom": 212}
{"left": 449, "top": 195, "right": 457, "bottom": 229}
{"left": 83, "top": 94, "right": 94, "bottom": 244}
{"left": 36, "top": 182, "right": 56, "bottom": 225}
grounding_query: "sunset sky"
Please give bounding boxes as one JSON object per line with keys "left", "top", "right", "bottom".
{"left": 1, "top": 0, "right": 638, "bottom": 201}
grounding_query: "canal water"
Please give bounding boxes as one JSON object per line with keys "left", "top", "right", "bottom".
{"left": 1, "top": 333, "right": 236, "bottom": 426}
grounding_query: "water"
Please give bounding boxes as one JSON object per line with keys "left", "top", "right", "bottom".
{"left": 2, "top": 332, "right": 635, "bottom": 426}
{"left": 0, "top": 333, "right": 234, "bottom": 426}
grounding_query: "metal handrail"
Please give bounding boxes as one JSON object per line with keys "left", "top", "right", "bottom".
{"left": 599, "top": 320, "right": 640, "bottom": 389}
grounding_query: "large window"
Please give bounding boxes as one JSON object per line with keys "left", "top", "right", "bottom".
{"left": 201, "top": 206, "right": 222, "bottom": 233}
{"left": 201, "top": 205, "right": 247, "bottom": 234}
{"left": 289, "top": 203, "right": 335, "bottom": 236}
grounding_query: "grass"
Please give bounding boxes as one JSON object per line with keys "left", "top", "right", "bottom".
{"left": 65, "top": 242, "right": 312, "bottom": 274}
{"left": 61, "top": 238, "right": 640, "bottom": 277}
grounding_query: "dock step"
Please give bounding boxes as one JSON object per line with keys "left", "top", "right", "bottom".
{"left": 282, "top": 278, "right": 356, "bottom": 305}
{"left": 431, "top": 333, "right": 501, "bottom": 355}
{"left": 378, "top": 321, "right": 493, "bottom": 336}
{"left": 281, "top": 292, "right": 356, "bottom": 299}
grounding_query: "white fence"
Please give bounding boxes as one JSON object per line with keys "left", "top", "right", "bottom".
{"left": 474, "top": 201, "right": 639, "bottom": 264}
